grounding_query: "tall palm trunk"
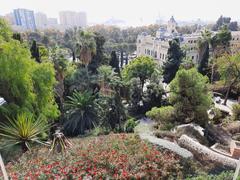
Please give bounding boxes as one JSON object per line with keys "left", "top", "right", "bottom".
{"left": 223, "top": 81, "right": 235, "bottom": 105}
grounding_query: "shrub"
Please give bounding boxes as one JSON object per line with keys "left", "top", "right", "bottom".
{"left": 93, "top": 126, "right": 110, "bottom": 136}
{"left": 146, "top": 106, "right": 175, "bottom": 124}
{"left": 124, "top": 118, "right": 137, "bottom": 133}
{"left": 232, "top": 104, "right": 240, "bottom": 121}
{"left": 209, "top": 108, "right": 223, "bottom": 124}
{"left": 146, "top": 106, "right": 175, "bottom": 130}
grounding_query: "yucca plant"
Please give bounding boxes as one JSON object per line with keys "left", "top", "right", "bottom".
{"left": 0, "top": 113, "right": 49, "bottom": 152}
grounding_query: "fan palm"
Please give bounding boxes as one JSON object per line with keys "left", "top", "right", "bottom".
{"left": 64, "top": 90, "right": 97, "bottom": 136}
{"left": 77, "top": 31, "right": 96, "bottom": 67}
{"left": 0, "top": 114, "right": 49, "bottom": 152}
{"left": 64, "top": 27, "right": 80, "bottom": 61}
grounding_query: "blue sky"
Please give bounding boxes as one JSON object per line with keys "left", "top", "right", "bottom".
{"left": 0, "top": 0, "right": 239, "bottom": 26}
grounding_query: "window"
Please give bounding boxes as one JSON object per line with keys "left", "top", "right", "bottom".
{"left": 192, "top": 56, "right": 194, "bottom": 60}
{"left": 162, "top": 54, "right": 165, "bottom": 60}
{"left": 160, "top": 53, "right": 162, "bottom": 59}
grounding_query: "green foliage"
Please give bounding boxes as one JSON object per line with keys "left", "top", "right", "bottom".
{"left": 163, "top": 39, "right": 185, "bottom": 83}
{"left": 0, "top": 25, "right": 59, "bottom": 121}
{"left": 217, "top": 54, "right": 240, "bottom": 104}
{"left": 96, "top": 93, "right": 126, "bottom": 131}
{"left": 109, "top": 51, "right": 120, "bottom": 74}
{"left": 187, "top": 171, "right": 236, "bottom": 180}
{"left": 128, "top": 78, "right": 142, "bottom": 112}
{"left": 124, "top": 118, "right": 137, "bottom": 133}
{"left": 169, "top": 68, "right": 212, "bottom": 126}
{"left": 209, "top": 108, "right": 223, "bottom": 124}
{"left": 122, "top": 56, "right": 155, "bottom": 89}
{"left": 142, "top": 82, "right": 164, "bottom": 112}
{"left": 0, "top": 18, "right": 12, "bottom": 41}
{"left": 197, "top": 30, "right": 212, "bottom": 75}
{"left": 212, "top": 15, "right": 238, "bottom": 31}
{"left": 146, "top": 106, "right": 175, "bottom": 127}
{"left": 77, "top": 31, "right": 96, "bottom": 66}
{"left": 88, "top": 33, "right": 107, "bottom": 73}
{"left": 31, "top": 62, "right": 59, "bottom": 120}
{"left": 92, "top": 126, "right": 110, "bottom": 136}
{"left": 30, "top": 40, "right": 41, "bottom": 63}
{"left": 211, "top": 25, "right": 232, "bottom": 57}
{"left": 0, "top": 113, "right": 49, "bottom": 151}
{"left": 64, "top": 90, "right": 97, "bottom": 136}
{"left": 232, "top": 104, "right": 240, "bottom": 121}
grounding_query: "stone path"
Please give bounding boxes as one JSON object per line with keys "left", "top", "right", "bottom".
{"left": 135, "top": 118, "right": 193, "bottom": 159}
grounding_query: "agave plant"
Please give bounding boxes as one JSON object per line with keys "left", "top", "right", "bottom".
{"left": 0, "top": 113, "right": 49, "bottom": 152}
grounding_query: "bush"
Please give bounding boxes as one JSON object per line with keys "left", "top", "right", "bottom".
{"left": 124, "top": 118, "right": 137, "bottom": 133}
{"left": 93, "top": 126, "right": 110, "bottom": 136}
{"left": 232, "top": 104, "right": 240, "bottom": 121}
{"left": 209, "top": 108, "right": 223, "bottom": 124}
{"left": 146, "top": 106, "right": 175, "bottom": 130}
{"left": 146, "top": 106, "right": 175, "bottom": 124}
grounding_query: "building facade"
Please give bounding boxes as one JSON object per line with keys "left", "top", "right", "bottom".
{"left": 137, "top": 16, "right": 240, "bottom": 65}
{"left": 59, "top": 11, "right": 87, "bottom": 28}
{"left": 13, "top": 9, "right": 36, "bottom": 30}
{"left": 35, "top": 12, "right": 48, "bottom": 29}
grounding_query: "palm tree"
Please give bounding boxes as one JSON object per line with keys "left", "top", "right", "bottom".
{"left": 63, "top": 90, "right": 97, "bottom": 136}
{"left": 63, "top": 27, "right": 79, "bottom": 61}
{"left": 197, "top": 29, "right": 212, "bottom": 75}
{"left": 77, "top": 31, "right": 96, "bottom": 67}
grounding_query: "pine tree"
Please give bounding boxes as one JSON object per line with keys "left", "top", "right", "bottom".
{"left": 109, "top": 51, "right": 120, "bottom": 74}
{"left": 163, "top": 39, "right": 184, "bottom": 83}
{"left": 30, "top": 40, "right": 41, "bottom": 63}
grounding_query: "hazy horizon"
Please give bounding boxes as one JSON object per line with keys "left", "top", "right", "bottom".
{"left": 1, "top": 0, "right": 240, "bottom": 26}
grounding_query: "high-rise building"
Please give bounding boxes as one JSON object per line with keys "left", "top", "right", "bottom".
{"left": 77, "top": 12, "right": 87, "bottom": 27}
{"left": 59, "top": 11, "right": 87, "bottom": 28}
{"left": 47, "top": 18, "right": 58, "bottom": 28}
{"left": 13, "top": 8, "right": 36, "bottom": 30}
{"left": 35, "top": 12, "right": 48, "bottom": 29}
{"left": 4, "top": 13, "right": 15, "bottom": 25}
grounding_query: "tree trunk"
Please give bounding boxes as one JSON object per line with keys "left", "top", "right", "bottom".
{"left": 72, "top": 51, "right": 76, "bottom": 62}
{"left": 21, "top": 142, "right": 28, "bottom": 153}
{"left": 211, "top": 63, "right": 215, "bottom": 84}
{"left": 223, "top": 82, "right": 233, "bottom": 105}
{"left": 178, "top": 135, "right": 237, "bottom": 169}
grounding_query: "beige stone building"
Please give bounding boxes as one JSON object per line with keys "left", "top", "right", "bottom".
{"left": 137, "top": 16, "right": 240, "bottom": 65}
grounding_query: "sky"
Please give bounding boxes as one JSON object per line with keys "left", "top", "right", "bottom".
{"left": 0, "top": 0, "right": 240, "bottom": 26}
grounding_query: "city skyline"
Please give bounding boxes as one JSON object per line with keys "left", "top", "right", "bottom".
{"left": 0, "top": 0, "right": 240, "bottom": 26}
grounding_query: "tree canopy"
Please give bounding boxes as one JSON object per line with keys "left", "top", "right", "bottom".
{"left": 122, "top": 56, "right": 155, "bottom": 89}
{"left": 169, "top": 68, "right": 212, "bottom": 126}
{"left": 163, "top": 39, "right": 184, "bottom": 84}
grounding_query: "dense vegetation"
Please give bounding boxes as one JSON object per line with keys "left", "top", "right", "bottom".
{"left": 0, "top": 15, "right": 240, "bottom": 179}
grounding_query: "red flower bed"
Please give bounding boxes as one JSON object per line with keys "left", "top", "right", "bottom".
{"left": 2, "top": 134, "right": 183, "bottom": 179}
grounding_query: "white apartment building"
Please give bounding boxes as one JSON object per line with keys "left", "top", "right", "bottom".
{"left": 59, "top": 11, "right": 87, "bottom": 28}
{"left": 35, "top": 12, "right": 48, "bottom": 29}
{"left": 137, "top": 16, "right": 240, "bottom": 65}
